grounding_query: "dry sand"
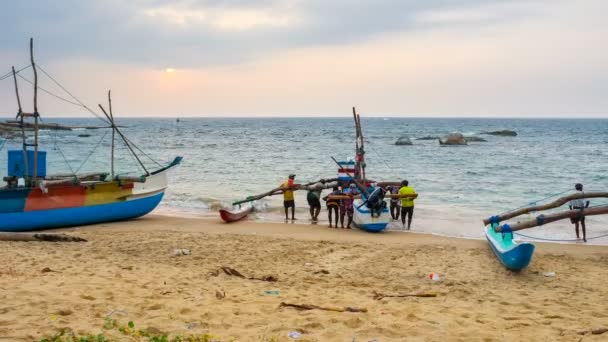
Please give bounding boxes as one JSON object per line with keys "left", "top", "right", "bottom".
{"left": 0, "top": 215, "right": 607, "bottom": 341}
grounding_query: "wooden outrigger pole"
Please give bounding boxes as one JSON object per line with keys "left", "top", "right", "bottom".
{"left": 494, "top": 205, "right": 608, "bottom": 232}
{"left": 483, "top": 191, "right": 608, "bottom": 226}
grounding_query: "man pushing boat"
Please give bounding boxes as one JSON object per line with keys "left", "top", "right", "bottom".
{"left": 281, "top": 174, "right": 299, "bottom": 221}
{"left": 399, "top": 180, "right": 417, "bottom": 230}
{"left": 569, "top": 183, "right": 590, "bottom": 242}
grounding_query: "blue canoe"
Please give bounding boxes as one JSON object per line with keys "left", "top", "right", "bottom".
{"left": 485, "top": 223, "right": 535, "bottom": 271}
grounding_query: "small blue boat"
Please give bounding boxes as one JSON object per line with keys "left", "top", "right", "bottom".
{"left": 485, "top": 223, "right": 535, "bottom": 271}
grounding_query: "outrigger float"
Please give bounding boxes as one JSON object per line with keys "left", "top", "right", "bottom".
{"left": 222, "top": 107, "right": 417, "bottom": 232}
{"left": 0, "top": 39, "right": 181, "bottom": 232}
{"left": 483, "top": 192, "right": 608, "bottom": 271}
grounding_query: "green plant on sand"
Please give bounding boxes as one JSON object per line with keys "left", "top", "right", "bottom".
{"left": 39, "top": 319, "right": 223, "bottom": 342}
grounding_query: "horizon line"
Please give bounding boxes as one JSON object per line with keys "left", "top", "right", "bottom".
{"left": 1, "top": 115, "right": 607, "bottom": 120}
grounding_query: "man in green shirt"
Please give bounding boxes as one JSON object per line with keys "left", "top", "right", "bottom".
{"left": 399, "top": 180, "right": 417, "bottom": 230}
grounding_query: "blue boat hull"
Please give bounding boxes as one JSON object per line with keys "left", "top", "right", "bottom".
{"left": 0, "top": 192, "right": 164, "bottom": 232}
{"left": 485, "top": 225, "right": 535, "bottom": 271}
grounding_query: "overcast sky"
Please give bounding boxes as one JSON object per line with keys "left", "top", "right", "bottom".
{"left": 0, "top": 0, "right": 606, "bottom": 117}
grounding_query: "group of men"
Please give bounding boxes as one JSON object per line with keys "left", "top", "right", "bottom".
{"left": 281, "top": 174, "right": 417, "bottom": 230}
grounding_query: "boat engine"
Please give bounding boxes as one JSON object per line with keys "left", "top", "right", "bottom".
{"left": 366, "top": 187, "right": 387, "bottom": 217}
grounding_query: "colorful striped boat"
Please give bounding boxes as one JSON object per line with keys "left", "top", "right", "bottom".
{"left": 0, "top": 39, "right": 182, "bottom": 232}
{"left": 0, "top": 157, "right": 181, "bottom": 232}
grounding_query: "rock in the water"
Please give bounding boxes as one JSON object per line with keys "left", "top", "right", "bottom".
{"left": 395, "top": 136, "right": 413, "bottom": 146}
{"left": 439, "top": 133, "right": 467, "bottom": 146}
{"left": 416, "top": 136, "right": 439, "bottom": 140}
{"left": 464, "top": 136, "right": 487, "bottom": 142}
{"left": 77, "top": 134, "right": 92, "bottom": 138}
{"left": 481, "top": 130, "right": 517, "bottom": 137}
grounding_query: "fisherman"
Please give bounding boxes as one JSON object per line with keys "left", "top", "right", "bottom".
{"left": 281, "top": 174, "right": 298, "bottom": 221}
{"left": 399, "top": 180, "right": 417, "bottom": 230}
{"left": 569, "top": 183, "right": 590, "bottom": 242}
{"left": 341, "top": 183, "right": 359, "bottom": 229}
{"left": 388, "top": 185, "right": 400, "bottom": 221}
{"left": 323, "top": 186, "right": 341, "bottom": 228}
{"left": 307, "top": 180, "right": 325, "bottom": 222}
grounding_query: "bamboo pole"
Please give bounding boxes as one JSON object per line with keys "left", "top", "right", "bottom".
{"left": 108, "top": 90, "right": 115, "bottom": 178}
{"left": 30, "top": 38, "right": 39, "bottom": 184}
{"left": 495, "top": 205, "right": 608, "bottom": 232}
{"left": 12, "top": 66, "right": 29, "bottom": 183}
{"left": 483, "top": 192, "right": 608, "bottom": 225}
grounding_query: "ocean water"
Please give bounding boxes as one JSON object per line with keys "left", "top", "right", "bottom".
{"left": 1, "top": 117, "right": 607, "bottom": 243}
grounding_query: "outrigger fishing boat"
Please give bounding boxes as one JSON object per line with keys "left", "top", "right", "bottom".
{"left": 483, "top": 191, "right": 608, "bottom": 271}
{"left": 0, "top": 39, "right": 181, "bottom": 232}
{"left": 223, "top": 108, "right": 417, "bottom": 232}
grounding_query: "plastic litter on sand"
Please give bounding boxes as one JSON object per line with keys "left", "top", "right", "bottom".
{"left": 288, "top": 331, "right": 302, "bottom": 339}
{"left": 429, "top": 272, "right": 441, "bottom": 281}
{"left": 173, "top": 249, "right": 192, "bottom": 256}
{"left": 543, "top": 271, "right": 556, "bottom": 277}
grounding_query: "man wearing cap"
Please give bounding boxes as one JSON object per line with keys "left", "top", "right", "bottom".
{"left": 281, "top": 174, "right": 299, "bottom": 221}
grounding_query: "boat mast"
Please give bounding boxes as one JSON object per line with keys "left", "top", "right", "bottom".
{"left": 352, "top": 107, "right": 366, "bottom": 184}
{"left": 11, "top": 66, "right": 29, "bottom": 184}
{"left": 108, "top": 90, "right": 115, "bottom": 178}
{"left": 30, "top": 39, "right": 40, "bottom": 183}
{"left": 99, "top": 98, "right": 150, "bottom": 176}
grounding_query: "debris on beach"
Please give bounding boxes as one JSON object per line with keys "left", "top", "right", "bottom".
{"left": 216, "top": 266, "right": 278, "bottom": 282}
{"left": 279, "top": 302, "right": 367, "bottom": 313}
{"left": 215, "top": 290, "right": 226, "bottom": 299}
{"left": 429, "top": 272, "right": 441, "bottom": 281}
{"left": 173, "top": 248, "right": 191, "bottom": 256}
{"left": 372, "top": 290, "right": 437, "bottom": 300}
{"left": 0, "top": 233, "right": 87, "bottom": 242}
{"left": 543, "top": 271, "right": 556, "bottom": 277}
{"left": 288, "top": 331, "right": 302, "bottom": 339}
{"left": 577, "top": 327, "right": 608, "bottom": 335}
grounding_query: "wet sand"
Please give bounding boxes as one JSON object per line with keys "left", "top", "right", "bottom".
{"left": 0, "top": 215, "right": 607, "bottom": 341}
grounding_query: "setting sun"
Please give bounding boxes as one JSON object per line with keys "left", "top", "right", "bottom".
{"left": 165, "top": 67, "right": 175, "bottom": 73}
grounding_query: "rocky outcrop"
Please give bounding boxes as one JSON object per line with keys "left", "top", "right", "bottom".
{"left": 439, "top": 132, "right": 467, "bottom": 146}
{"left": 395, "top": 135, "right": 413, "bottom": 146}
{"left": 464, "top": 136, "right": 487, "bottom": 142}
{"left": 481, "top": 130, "right": 517, "bottom": 137}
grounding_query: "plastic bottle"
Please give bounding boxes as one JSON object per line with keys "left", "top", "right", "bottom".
{"left": 429, "top": 272, "right": 441, "bottom": 281}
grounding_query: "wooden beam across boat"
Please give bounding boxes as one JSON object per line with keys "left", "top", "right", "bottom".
{"left": 327, "top": 194, "right": 418, "bottom": 200}
{"left": 482, "top": 191, "right": 608, "bottom": 225}
{"left": 231, "top": 178, "right": 339, "bottom": 206}
{"left": 494, "top": 205, "right": 608, "bottom": 232}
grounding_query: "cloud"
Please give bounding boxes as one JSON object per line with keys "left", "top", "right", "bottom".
{"left": 0, "top": 0, "right": 541, "bottom": 68}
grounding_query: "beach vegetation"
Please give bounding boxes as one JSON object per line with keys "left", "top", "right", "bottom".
{"left": 39, "top": 319, "right": 223, "bottom": 342}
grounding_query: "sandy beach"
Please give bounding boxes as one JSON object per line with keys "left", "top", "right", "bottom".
{"left": 1, "top": 215, "right": 607, "bottom": 341}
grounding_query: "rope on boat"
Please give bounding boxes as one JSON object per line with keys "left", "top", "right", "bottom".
{"left": 74, "top": 130, "right": 110, "bottom": 174}
{"left": 0, "top": 139, "right": 6, "bottom": 152}
{"left": 514, "top": 232, "right": 608, "bottom": 242}
{"left": 365, "top": 139, "right": 403, "bottom": 180}
{"left": 0, "top": 64, "right": 31, "bottom": 81}
{"left": 36, "top": 64, "right": 110, "bottom": 125}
